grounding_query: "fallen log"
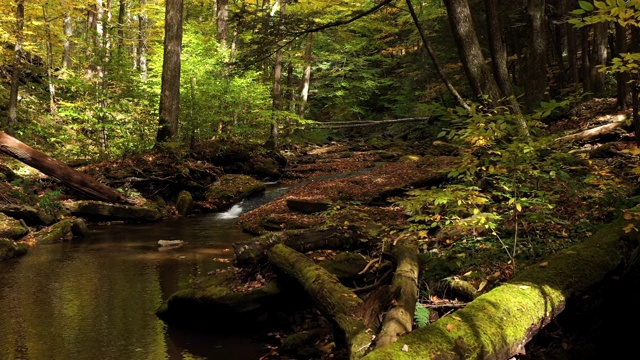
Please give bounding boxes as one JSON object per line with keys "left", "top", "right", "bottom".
{"left": 374, "top": 244, "right": 419, "bottom": 349}
{"left": 267, "top": 243, "right": 373, "bottom": 359}
{"left": 554, "top": 114, "right": 628, "bottom": 144}
{"left": 233, "top": 225, "right": 375, "bottom": 268}
{"left": 362, "top": 216, "right": 639, "bottom": 360}
{"left": 0, "top": 131, "right": 127, "bottom": 203}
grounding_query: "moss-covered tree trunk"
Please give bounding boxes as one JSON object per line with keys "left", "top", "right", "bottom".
{"left": 363, "top": 218, "right": 638, "bottom": 359}
{"left": 267, "top": 243, "right": 373, "bottom": 358}
{"left": 375, "top": 244, "right": 419, "bottom": 348}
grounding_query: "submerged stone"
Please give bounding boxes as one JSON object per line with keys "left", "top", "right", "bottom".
{"left": 0, "top": 238, "right": 28, "bottom": 261}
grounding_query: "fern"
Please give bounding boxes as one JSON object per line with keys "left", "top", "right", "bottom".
{"left": 414, "top": 302, "right": 430, "bottom": 328}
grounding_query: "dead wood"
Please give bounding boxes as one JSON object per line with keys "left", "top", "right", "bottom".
{"left": 267, "top": 243, "right": 374, "bottom": 359}
{"left": 554, "top": 114, "right": 628, "bottom": 143}
{"left": 363, "top": 216, "right": 640, "bottom": 360}
{"left": 309, "top": 117, "right": 431, "bottom": 129}
{"left": 233, "top": 225, "right": 375, "bottom": 268}
{"left": 0, "top": 131, "right": 127, "bottom": 203}
{"left": 375, "top": 244, "right": 419, "bottom": 349}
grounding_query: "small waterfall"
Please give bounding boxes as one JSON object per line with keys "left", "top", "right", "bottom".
{"left": 215, "top": 203, "right": 244, "bottom": 219}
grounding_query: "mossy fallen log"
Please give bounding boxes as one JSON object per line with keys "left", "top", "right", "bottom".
{"left": 65, "top": 200, "right": 162, "bottom": 223}
{"left": 233, "top": 225, "right": 374, "bottom": 268}
{"left": 375, "top": 244, "right": 419, "bottom": 349}
{"left": 34, "top": 219, "right": 74, "bottom": 244}
{"left": 362, "top": 218, "right": 638, "bottom": 360}
{"left": 267, "top": 243, "right": 372, "bottom": 359}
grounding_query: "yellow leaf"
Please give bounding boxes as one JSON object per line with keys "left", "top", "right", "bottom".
{"left": 539, "top": 261, "right": 549, "bottom": 267}
{"left": 516, "top": 203, "right": 522, "bottom": 212}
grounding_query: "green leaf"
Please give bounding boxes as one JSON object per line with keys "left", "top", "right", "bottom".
{"left": 579, "top": 0, "right": 594, "bottom": 11}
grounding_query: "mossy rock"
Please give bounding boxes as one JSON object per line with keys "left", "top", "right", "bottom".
{"left": 0, "top": 238, "right": 28, "bottom": 260}
{"left": 175, "top": 190, "right": 194, "bottom": 215}
{"left": 205, "top": 174, "right": 266, "bottom": 211}
{"left": 0, "top": 213, "right": 29, "bottom": 239}
{"left": 35, "top": 219, "right": 74, "bottom": 244}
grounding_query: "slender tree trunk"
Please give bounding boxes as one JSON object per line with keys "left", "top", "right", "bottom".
{"left": 565, "top": 0, "right": 579, "bottom": 84}
{"left": 62, "top": 5, "right": 74, "bottom": 69}
{"left": 139, "top": 0, "right": 148, "bottom": 81}
{"left": 485, "top": 0, "right": 513, "bottom": 99}
{"left": 156, "top": 0, "right": 184, "bottom": 144}
{"left": 591, "top": 22, "right": 608, "bottom": 96}
{"left": 615, "top": 23, "right": 630, "bottom": 109}
{"left": 582, "top": 26, "right": 592, "bottom": 94}
{"left": 524, "top": 0, "right": 548, "bottom": 111}
{"left": 117, "top": 0, "right": 126, "bottom": 55}
{"left": 299, "top": 33, "right": 313, "bottom": 118}
{"left": 42, "top": 4, "right": 57, "bottom": 113}
{"left": 442, "top": 0, "right": 503, "bottom": 103}
{"left": 407, "top": 0, "right": 469, "bottom": 110}
{"left": 7, "top": 0, "right": 25, "bottom": 136}
{"left": 216, "top": 0, "right": 229, "bottom": 48}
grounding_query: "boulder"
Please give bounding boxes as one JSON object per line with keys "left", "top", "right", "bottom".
{"left": 0, "top": 203, "right": 56, "bottom": 225}
{"left": 175, "top": 190, "right": 194, "bottom": 215}
{"left": 205, "top": 174, "right": 266, "bottom": 211}
{"left": 0, "top": 239, "right": 28, "bottom": 261}
{"left": 34, "top": 219, "right": 74, "bottom": 244}
{"left": 0, "top": 213, "right": 29, "bottom": 239}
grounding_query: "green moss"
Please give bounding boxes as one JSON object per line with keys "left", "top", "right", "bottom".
{"left": 363, "top": 219, "right": 629, "bottom": 360}
{"left": 0, "top": 213, "right": 28, "bottom": 239}
{"left": 0, "top": 239, "right": 28, "bottom": 260}
{"left": 37, "top": 219, "right": 74, "bottom": 244}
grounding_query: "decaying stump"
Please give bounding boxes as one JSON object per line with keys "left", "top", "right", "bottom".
{"left": 374, "top": 244, "right": 419, "bottom": 348}
{"left": 0, "top": 131, "right": 127, "bottom": 203}
{"left": 267, "top": 243, "right": 374, "bottom": 359}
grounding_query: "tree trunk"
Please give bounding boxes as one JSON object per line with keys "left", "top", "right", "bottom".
{"left": 564, "top": 0, "right": 579, "bottom": 84}
{"left": 299, "top": 33, "right": 313, "bottom": 118}
{"left": 42, "top": 4, "right": 57, "bottom": 114}
{"left": 408, "top": 0, "right": 469, "bottom": 111}
{"left": 233, "top": 226, "right": 374, "bottom": 268}
{"left": 7, "top": 0, "right": 25, "bottom": 136}
{"left": 62, "top": 4, "right": 73, "bottom": 69}
{"left": 216, "top": 0, "right": 229, "bottom": 48}
{"left": 139, "top": 0, "right": 148, "bottom": 81}
{"left": 591, "top": 22, "right": 608, "bottom": 96}
{"left": 364, "top": 217, "right": 637, "bottom": 360}
{"left": 267, "top": 244, "right": 372, "bottom": 359}
{"left": 156, "top": 0, "right": 184, "bottom": 144}
{"left": 375, "top": 244, "right": 419, "bottom": 349}
{"left": 0, "top": 131, "right": 127, "bottom": 203}
{"left": 615, "top": 23, "right": 630, "bottom": 109}
{"left": 442, "top": 0, "right": 503, "bottom": 104}
{"left": 582, "top": 26, "right": 592, "bottom": 94}
{"left": 524, "top": 0, "right": 548, "bottom": 111}
{"left": 485, "top": 0, "right": 513, "bottom": 99}
{"left": 117, "top": 0, "right": 126, "bottom": 55}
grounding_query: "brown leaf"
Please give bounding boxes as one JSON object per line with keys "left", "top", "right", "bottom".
{"left": 446, "top": 323, "right": 455, "bottom": 332}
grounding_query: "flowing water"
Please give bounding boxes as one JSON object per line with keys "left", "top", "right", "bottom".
{"left": 0, "top": 184, "right": 291, "bottom": 360}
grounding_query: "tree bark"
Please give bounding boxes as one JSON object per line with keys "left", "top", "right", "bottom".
{"left": 363, "top": 217, "right": 637, "bottom": 360}
{"left": 62, "top": 3, "right": 73, "bottom": 69}
{"left": 267, "top": 243, "right": 372, "bottom": 358}
{"left": 139, "top": 0, "right": 148, "bottom": 81}
{"left": 554, "top": 115, "right": 627, "bottom": 143}
{"left": 375, "top": 244, "right": 419, "bottom": 349}
{"left": 0, "top": 131, "right": 127, "bottom": 203}
{"left": 485, "top": 0, "right": 513, "bottom": 99}
{"left": 216, "top": 0, "right": 229, "bottom": 48}
{"left": 524, "top": 0, "right": 548, "bottom": 111}
{"left": 233, "top": 225, "right": 374, "bottom": 268}
{"left": 156, "top": 0, "right": 184, "bottom": 143}
{"left": 407, "top": 0, "right": 469, "bottom": 111}
{"left": 7, "top": 0, "right": 25, "bottom": 136}
{"left": 299, "top": 33, "right": 313, "bottom": 118}
{"left": 42, "top": 4, "right": 57, "bottom": 113}
{"left": 615, "top": 23, "right": 630, "bottom": 109}
{"left": 591, "top": 22, "right": 608, "bottom": 96}
{"left": 442, "top": 0, "right": 502, "bottom": 103}
{"left": 564, "top": 0, "right": 579, "bottom": 84}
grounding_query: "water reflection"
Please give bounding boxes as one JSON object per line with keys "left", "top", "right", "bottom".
{"left": 0, "top": 213, "right": 268, "bottom": 360}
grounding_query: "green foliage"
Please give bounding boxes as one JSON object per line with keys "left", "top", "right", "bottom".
{"left": 414, "top": 303, "right": 430, "bottom": 328}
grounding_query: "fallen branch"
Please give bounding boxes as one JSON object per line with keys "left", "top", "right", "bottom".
{"left": 554, "top": 114, "right": 628, "bottom": 144}
{"left": 363, "top": 216, "right": 639, "bottom": 360}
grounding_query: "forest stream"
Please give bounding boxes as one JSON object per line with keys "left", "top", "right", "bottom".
{"left": 0, "top": 184, "right": 290, "bottom": 360}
